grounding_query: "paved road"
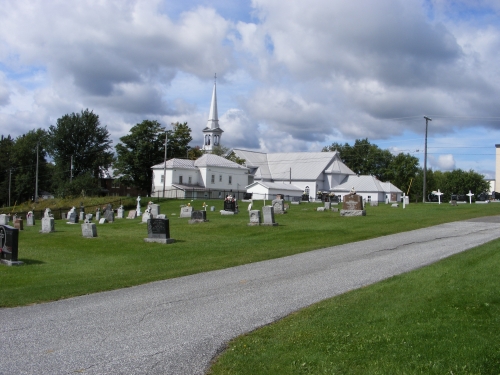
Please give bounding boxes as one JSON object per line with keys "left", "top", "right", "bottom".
{"left": 1, "top": 218, "right": 500, "bottom": 374}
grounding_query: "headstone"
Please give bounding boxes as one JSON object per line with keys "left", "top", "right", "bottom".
{"left": 81, "top": 222, "right": 97, "bottom": 238}
{"left": 0, "top": 214, "right": 9, "bottom": 225}
{"left": 79, "top": 203, "right": 85, "bottom": 221}
{"left": 332, "top": 207, "right": 339, "bottom": 212}
{"left": 136, "top": 195, "right": 142, "bottom": 216}
{"left": 248, "top": 210, "right": 261, "bottom": 226}
{"left": 370, "top": 201, "right": 379, "bottom": 207}
{"left": 261, "top": 206, "right": 278, "bottom": 226}
{"left": 149, "top": 203, "right": 160, "bottom": 218}
{"left": 317, "top": 207, "right": 326, "bottom": 212}
{"left": 220, "top": 210, "right": 235, "bottom": 215}
{"left": 391, "top": 203, "right": 399, "bottom": 208}
{"left": 103, "top": 204, "right": 114, "bottom": 222}
{"left": 12, "top": 214, "right": 18, "bottom": 223}
{"left": 180, "top": 206, "right": 193, "bottom": 218}
{"left": 157, "top": 214, "right": 166, "bottom": 219}
{"left": 0, "top": 224, "right": 23, "bottom": 266}
{"left": 13, "top": 219, "right": 23, "bottom": 231}
{"left": 95, "top": 210, "right": 101, "bottom": 221}
{"left": 272, "top": 199, "right": 285, "bottom": 214}
{"left": 340, "top": 193, "right": 366, "bottom": 217}
{"left": 142, "top": 212, "right": 152, "bottom": 223}
{"left": 210, "top": 206, "right": 215, "bottom": 212}
{"left": 324, "top": 202, "right": 331, "bottom": 210}
{"left": 40, "top": 208, "right": 55, "bottom": 233}
{"left": 117, "top": 205, "right": 124, "bottom": 219}
{"left": 451, "top": 200, "right": 457, "bottom": 206}
{"left": 86, "top": 214, "right": 93, "bottom": 221}
{"left": 99, "top": 218, "right": 107, "bottom": 224}
{"left": 26, "top": 211, "right": 35, "bottom": 226}
{"left": 189, "top": 210, "right": 208, "bottom": 224}
{"left": 127, "top": 210, "right": 137, "bottom": 219}
{"left": 61, "top": 213, "right": 66, "bottom": 220}
{"left": 223, "top": 199, "right": 237, "bottom": 212}
{"left": 67, "top": 210, "right": 79, "bottom": 224}
{"left": 144, "top": 218, "right": 175, "bottom": 244}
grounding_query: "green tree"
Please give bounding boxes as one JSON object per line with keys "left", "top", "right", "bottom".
{"left": 0, "top": 135, "right": 15, "bottom": 207}
{"left": 114, "top": 120, "right": 166, "bottom": 196}
{"left": 388, "top": 152, "right": 419, "bottom": 195}
{"left": 47, "top": 109, "right": 114, "bottom": 196}
{"left": 11, "top": 129, "right": 51, "bottom": 203}
{"left": 167, "top": 122, "right": 193, "bottom": 159}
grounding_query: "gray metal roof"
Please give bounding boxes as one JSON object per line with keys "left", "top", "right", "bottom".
{"left": 151, "top": 159, "right": 197, "bottom": 170}
{"left": 333, "top": 175, "right": 402, "bottom": 193}
{"left": 152, "top": 154, "right": 248, "bottom": 171}
{"left": 232, "top": 149, "right": 353, "bottom": 180}
{"left": 245, "top": 181, "right": 303, "bottom": 191}
{"left": 194, "top": 154, "right": 248, "bottom": 169}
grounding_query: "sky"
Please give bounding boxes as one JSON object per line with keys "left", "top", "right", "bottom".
{"left": 1, "top": 0, "right": 500, "bottom": 178}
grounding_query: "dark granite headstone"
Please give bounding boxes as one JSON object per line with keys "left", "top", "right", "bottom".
{"left": 103, "top": 204, "right": 114, "bottom": 222}
{"left": 0, "top": 224, "right": 23, "bottom": 265}
{"left": 224, "top": 201, "right": 236, "bottom": 212}
{"left": 144, "top": 218, "right": 174, "bottom": 244}
{"left": 67, "top": 212, "right": 79, "bottom": 224}
{"left": 189, "top": 210, "right": 208, "bottom": 223}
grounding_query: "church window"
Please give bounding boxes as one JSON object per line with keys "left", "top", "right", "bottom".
{"left": 305, "top": 186, "right": 310, "bottom": 195}
{"left": 229, "top": 176, "right": 232, "bottom": 185}
{"left": 211, "top": 175, "right": 215, "bottom": 184}
{"left": 179, "top": 176, "right": 183, "bottom": 184}
{"left": 160, "top": 174, "right": 164, "bottom": 183}
{"left": 219, "top": 175, "right": 222, "bottom": 182}
{"left": 188, "top": 176, "right": 192, "bottom": 184}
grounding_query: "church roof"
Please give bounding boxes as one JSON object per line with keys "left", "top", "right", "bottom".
{"left": 245, "top": 181, "right": 303, "bottom": 191}
{"left": 332, "top": 175, "right": 402, "bottom": 193}
{"left": 152, "top": 154, "right": 248, "bottom": 170}
{"left": 151, "top": 158, "right": 197, "bottom": 170}
{"left": 232, "top": 149, "right": 354, "bottom": 180}
{"left": 194, "top": 154, "right": 248, "bottom": 169}
{"left": 206, "top": 80, "right": 219, "bottom": 130}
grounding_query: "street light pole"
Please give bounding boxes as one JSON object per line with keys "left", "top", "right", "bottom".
{"left": 162, "top": 132, "right": 168, "bottom": 198}
{"left": 423, "top": 116, "right": 432, "bottom": 203}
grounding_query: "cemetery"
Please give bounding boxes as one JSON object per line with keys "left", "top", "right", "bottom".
{"left": 1, "top": 196, "right": 499, "bottom": 308}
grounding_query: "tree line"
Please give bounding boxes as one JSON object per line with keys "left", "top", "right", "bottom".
{"left": 0, "top": 109, "right": 201, "bottom": 207}
{"left": 322, "top": 139, "right": 489, "bottom": 202}
{"left": 0, "top": 110, "right": 491, "bottom": 207}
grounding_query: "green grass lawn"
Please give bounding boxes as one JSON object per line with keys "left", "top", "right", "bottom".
{"left": 1, "top": 200, "right": 499, "bottom": 308}
{"left": 208, "top": 238, "right": 500, "bottom": 375}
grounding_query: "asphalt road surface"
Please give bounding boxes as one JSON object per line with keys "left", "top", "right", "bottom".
{"left": 1, "top": 218, "right": 500, "bottom": 374}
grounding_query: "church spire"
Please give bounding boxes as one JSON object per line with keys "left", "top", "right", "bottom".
{"left": 206, "top": 73, "right": 219, "bottom": 129}
{"left": 202, "top": 73, "right": 223, "bottom": 152}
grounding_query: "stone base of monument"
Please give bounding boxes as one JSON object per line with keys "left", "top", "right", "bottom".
{"left": 0, "top": 259, "right": 24, "bottom": 266}
{"left": 332, "top": 207, "right": 339, "bottom": 212}
{"left": 144, "top": 238, "right": 175, "bottom": 244}
{"left": 220, "top": 210, "right": 238, "bottom": 215}
{"left": 81, "top": 223, "right": 98, "bottom": 238}
{"left": 340, "top": 209, "right": 366, "bottom": 217}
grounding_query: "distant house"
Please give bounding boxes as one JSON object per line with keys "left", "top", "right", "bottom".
{"left": 151, "top": 154, "right": 249, "bottom": 199}
{"left": 332, "top": 175, "right": 402, "bottom": 203}
{"left": 98, "top": 177, "right": 147, "bottom": 197}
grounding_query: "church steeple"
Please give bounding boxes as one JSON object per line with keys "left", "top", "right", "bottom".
{"left": 202, "top": 74, "right": 223, "bottom": 152}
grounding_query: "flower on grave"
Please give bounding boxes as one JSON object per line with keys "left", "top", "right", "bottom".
{"left": 316, "top": 191, "right": 323, "bottom": 196}
{"left": 329, "top": 192, "right": 336, "bottom": 196}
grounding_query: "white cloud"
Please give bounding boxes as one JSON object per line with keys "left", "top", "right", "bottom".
{"left": 430, "top": 154, "right": 456, "bottom": 170}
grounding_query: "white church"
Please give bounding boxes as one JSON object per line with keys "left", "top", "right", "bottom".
{"left": 151, "top": 78, "right": 402, "bottom": 202}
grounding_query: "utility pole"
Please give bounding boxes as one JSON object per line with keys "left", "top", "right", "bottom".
{"left": 162, "top": 132, "right": 168, "bottom": 198}
{"left": 423, "top": 116, "right": 432, "bottom": 203}
{"left": 8, "top": 169, "right": 12, "bottom": 207}
{"left": 35, "top": 142, "right": 39, "bottom": 203}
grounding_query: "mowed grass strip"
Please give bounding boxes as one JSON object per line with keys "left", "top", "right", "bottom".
{"left": 209, "top": 240, "right": 500, "bottom": 375}
{"left": 1, "top": 199, "right": 499, "bottom": 307}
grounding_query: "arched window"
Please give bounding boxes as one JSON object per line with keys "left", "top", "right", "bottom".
{"left": 305, "top": 186, "right": 310, "bottom": 195}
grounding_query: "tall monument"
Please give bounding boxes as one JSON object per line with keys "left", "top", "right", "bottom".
{"left": 202, "top": 74, "right": 223, "bottom": 153}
